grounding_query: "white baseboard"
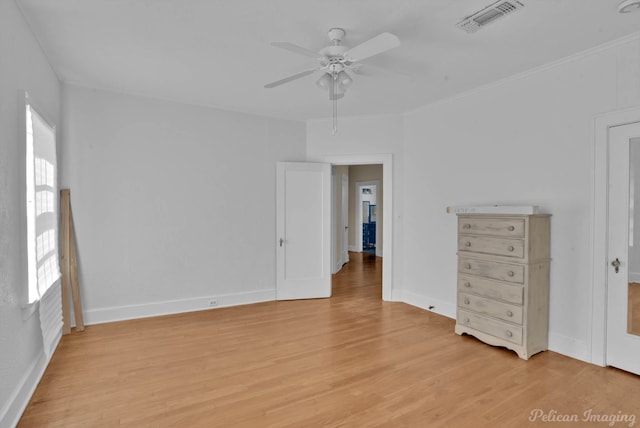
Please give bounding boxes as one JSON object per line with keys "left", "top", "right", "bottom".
{"left": 334, "top": 258, "right": 349, "bottom": 274}
{"left": 1, "top": 332, "right": 61, "bottom": 428}
{"left": 400, "top": 290, "right": 456, "bottom": 319}
{"left": 399, "top": 288, "right": 595, "bottom": 364}
{"left": 79, "top": 289, "right": 276, "bottom": 326}
{"left": 630, "top": 272, "right": 640, "bottom": 283}
{"left": 390, "top": 288, "right": 403, "bottom": 302}
{"left": 548, "top": 332, "right": 590, "bottom": 363}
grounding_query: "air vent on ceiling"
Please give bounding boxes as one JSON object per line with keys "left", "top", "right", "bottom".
{"left": 456, "top": 0, "right": 525, "bottom": 33}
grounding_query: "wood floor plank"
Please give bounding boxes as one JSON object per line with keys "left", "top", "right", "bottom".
{"left": 629, "top": 282, "right": 640, "bottom": 335}
{"left": 19, "top": 252, "right": 640, "bottom": 427}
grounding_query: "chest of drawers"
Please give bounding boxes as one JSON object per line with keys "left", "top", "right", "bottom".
{"left": 454, "top": 214, "right": 550, "bottom": 360}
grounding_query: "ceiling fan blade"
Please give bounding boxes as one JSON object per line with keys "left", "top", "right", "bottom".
{"left": 271, "top": 42, "right": 320, "bottom": 59}
{"left": 264, "top": 69, "right": 318, "bottom": 88}
{"left": 351, "top": 62, "right": 413, "bottom": 79}
{"left": 343, "top": 32, "right": 400, "bottom": 62}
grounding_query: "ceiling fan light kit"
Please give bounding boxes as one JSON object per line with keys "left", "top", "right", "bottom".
{"left": 618, "top": 0, "right": 640, "bottom": 13}
{"left": 337, "top": 71, "right": 353, "bottom": 87}
{"left": 315, "top": 73, "right": 332, "bottom": 90}
{"left": 264, "top": 27, "right": 400, "bottom": 134}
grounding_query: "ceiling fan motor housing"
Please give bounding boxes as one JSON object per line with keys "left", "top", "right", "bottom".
{"left": 320, "top": 45, "right": 349, "bottom": 58}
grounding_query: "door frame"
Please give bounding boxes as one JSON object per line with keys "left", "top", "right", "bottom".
{"left": 355, "top": 180, "right": 380, "bottom": 254}
{"left": 341, "top": 173, "right": 349, "bottom": 267}
{"left": 593, "top": 106, "right": 640, "bottom": 366}
{"left": 330, "top": 168, "right": 351, "bottom": 274}
{"left": 307, "top": 154, "right": 394, "bottom": 302}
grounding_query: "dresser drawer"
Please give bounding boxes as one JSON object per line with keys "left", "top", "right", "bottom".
{"left": 458, "top": 235, "right": 524, "bottom": 258}
{"left": 458, "top": 309, "right": 523, "bottom": 345}
{"left": 458, "top": 217, "right": 525, "bottom": 238}
{"left": 458, "top": 257, "right": 525, "bottom": 284}
{"left": 458, "top": 275, "right": 524, "bottom": 305}
{"left": 458, "top": 292, "right": 523, "bottom": 324}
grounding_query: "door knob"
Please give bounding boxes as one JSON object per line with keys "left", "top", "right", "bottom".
{"left": 612, "top": 258, "right": 621, "bottom": 273}
{"left": 279, "top": 238, "right": 284, "bottom": 247}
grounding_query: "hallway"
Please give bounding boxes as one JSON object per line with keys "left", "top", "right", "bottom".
{"left": 332, "top": 251, "right": 382, "bottom": 300}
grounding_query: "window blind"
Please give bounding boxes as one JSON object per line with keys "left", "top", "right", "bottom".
{"left": 26, "top": 102, "right": 62, "bottom": 358}
{"left": 26, "top": 105, "right": 60, "bottom": 301}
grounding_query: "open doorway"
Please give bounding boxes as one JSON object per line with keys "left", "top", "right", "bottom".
{"left": 276, "top": 157, "right": 392, "bottom": 300}
{"left": 305, "top": 154, "right": 393, "bottom": 301}
{"left": 332, "top": 165, "right": 383, "bottom": 263}
{"left": 331, "top": 164, "right": 384, "bottom": 297}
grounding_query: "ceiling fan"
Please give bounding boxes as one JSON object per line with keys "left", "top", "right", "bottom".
{"left": 264, "top": 28, "right": 400, "bottom": 100}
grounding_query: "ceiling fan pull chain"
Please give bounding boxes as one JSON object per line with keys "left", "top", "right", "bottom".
{"left": 333, "top": 73, "right": 338, "bottom": 134}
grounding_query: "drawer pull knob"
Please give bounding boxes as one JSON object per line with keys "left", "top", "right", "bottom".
{"left": 464, "top": 224, "right": 471, "bottom": 229}
{"left": 465, "top": 263, "right": 471, "bottom": 269}
{"left": 507, "top": 271, "right": 515, "bottom": 277}
{"left": 505, "top": 330, "right": 513, "bottom": 337}
{"left": 464, "top": 282, "right": 471, "bottom": 288}
{"left": 465, "top": 241, "right": 471, "bottom": 247}
{"left": 508, "top": 225, "right": 515, "bottom": 231}
{"left": 464, "top": 318, "right": 470, "bottom": 324}
{"left": 506, "top": 310, "right": 513, "bottom": 317}
{"left": 464, "top": 298, "right": 470, "bottom": 305}
{"left": 508, "top": 246, "right": 514, "bottom": 252}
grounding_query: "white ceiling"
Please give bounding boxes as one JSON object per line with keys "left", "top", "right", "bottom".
{"left": 16, "top": 0, "right": 640, "bottom": 121}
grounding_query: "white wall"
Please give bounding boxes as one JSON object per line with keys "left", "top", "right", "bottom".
{"left": 0, "top": 1, "right": 62, "bottom": 426}
{"left": 307, "top": 36, "right": 640, "bottom": 363}
{"left": 61, "top": 84, "right": 306, "bottom": 324}
{"left": 402, "top": 36, "right": 640, "bottom": 362}
{"left": 307, "top": 115, "right": 404, "bottom": 156}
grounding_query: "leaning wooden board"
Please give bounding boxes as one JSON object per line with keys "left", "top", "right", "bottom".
{"left": 60, "top": 189, "right": 84, "bottom": 333}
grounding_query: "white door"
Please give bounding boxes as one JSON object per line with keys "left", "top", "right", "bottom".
{"left": 276, "top": 162, "right": 331, "bottom": 300}
{"left": 607, "top": 121, "right": 640, "bottom": 375}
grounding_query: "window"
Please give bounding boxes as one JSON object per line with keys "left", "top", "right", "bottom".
{"left": 25, "top": 98, "right": 60, "bottom": 303}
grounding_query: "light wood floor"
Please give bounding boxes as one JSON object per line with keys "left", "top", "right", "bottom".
{"left": 20, "top": 253, "right": 640, "bottom": 427}
{"left": 630, "top": 283, "right": 640, "bottom": 336}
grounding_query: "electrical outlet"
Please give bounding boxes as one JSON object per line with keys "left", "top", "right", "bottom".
{"left": 208, "top": 299, "right": 218, "bottom": 307}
